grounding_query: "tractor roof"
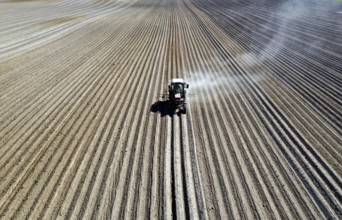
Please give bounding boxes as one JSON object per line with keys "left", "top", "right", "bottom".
{"left": 171, "top": 78, "right": 184, "bottom": 83}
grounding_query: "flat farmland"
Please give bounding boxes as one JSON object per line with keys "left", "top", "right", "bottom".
{"left": 0, "top": 0, "right": 341, "bottom": 219}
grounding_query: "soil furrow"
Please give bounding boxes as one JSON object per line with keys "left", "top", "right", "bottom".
{"left": 1, "top": 0, "right": 341, "bottom": 218}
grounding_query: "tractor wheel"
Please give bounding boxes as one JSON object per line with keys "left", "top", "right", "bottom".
{"left": 169, "top": 102, "right": 175, "bottom": 115}
{"left": 182, "top": 104, "right": 187, "bottom": 114}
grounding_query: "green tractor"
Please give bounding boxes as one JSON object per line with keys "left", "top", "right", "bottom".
{"left": 167, "top": 78, "right": 189, "bottom": 114}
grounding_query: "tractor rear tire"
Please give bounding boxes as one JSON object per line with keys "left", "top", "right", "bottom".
{"left": 182, "top": 104, "right": 187, "bottom": 114}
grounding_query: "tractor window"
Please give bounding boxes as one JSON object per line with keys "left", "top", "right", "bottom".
{"left": 173, "top": 83, "right": 183, "bottom": 93}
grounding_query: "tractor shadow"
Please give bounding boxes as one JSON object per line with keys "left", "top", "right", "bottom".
{"left": 150, "top": 100, "right": 172, "bottom": 117}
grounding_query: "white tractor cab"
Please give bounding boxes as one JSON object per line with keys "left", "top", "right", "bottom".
{"left": 168, "top": 78, "right": 189, "bottom": 114}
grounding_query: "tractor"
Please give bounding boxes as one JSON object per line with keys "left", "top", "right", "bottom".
{"left": 167, "top": 78, "right": 189, "bottom": 114}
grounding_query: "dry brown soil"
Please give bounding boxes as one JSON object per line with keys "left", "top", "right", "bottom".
{"left": 0, "top": 0, "right": 341, "bottom": 219}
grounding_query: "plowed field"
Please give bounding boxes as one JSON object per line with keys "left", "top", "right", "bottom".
{"left": 0, "top": 0, "right": 341, "bottom": 219}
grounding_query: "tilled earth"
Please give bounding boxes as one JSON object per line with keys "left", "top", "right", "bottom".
{"left": 0, "top": 0, "right": 341, "bottom": 219}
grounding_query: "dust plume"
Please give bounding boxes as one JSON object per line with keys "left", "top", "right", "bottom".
{"left": 185, "top": 70, "right": 264, "bottom": 103}
{"left": 237, "top": 0, "right": 342, "bottom": 64}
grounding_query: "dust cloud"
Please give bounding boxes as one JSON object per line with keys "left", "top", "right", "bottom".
{"left": 237, "top": 0, "right": 342, "bottom": 64}
{"left": 185, "top": 0, "right": 341, "bottom": 103}
{"left": 185, "top": 70, "right": 264, "bottom": 104}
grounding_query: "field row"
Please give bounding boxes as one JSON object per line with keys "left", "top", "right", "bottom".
{"left": 0, "top": 0, "right": 341, "bottom": 219}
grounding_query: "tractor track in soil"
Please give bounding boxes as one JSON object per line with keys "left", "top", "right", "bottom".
{"left": 0, "top": 0, "right": 341, "bottom": 219}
